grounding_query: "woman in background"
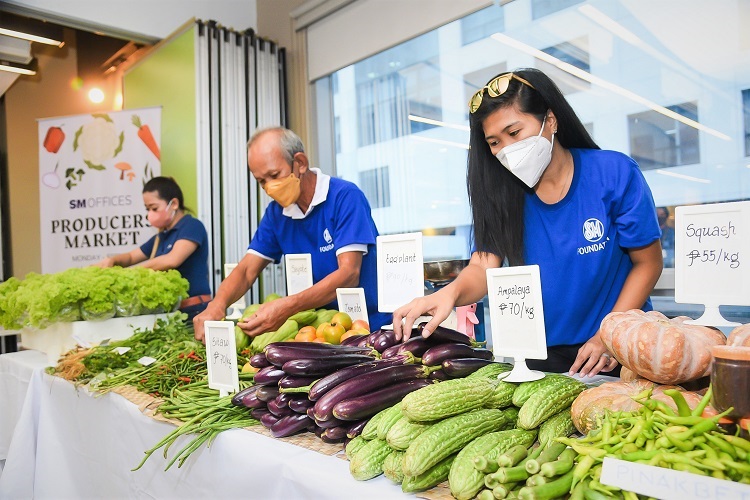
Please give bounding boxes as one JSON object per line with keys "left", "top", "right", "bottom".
{"left": 96, "top": 176, "right": 211, "bottom": 319}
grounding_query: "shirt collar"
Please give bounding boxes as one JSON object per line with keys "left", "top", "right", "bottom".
{"left": 282, "top": 168, "right": 330, "bottom": 219}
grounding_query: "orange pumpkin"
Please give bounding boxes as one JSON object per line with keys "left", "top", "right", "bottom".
{"left": 600, "top": 310, "right": 726, "bottom": 385}
{"left": 570, "top": 380, "right": 704, "bottom": 433}
{"left": 619, "top": 365, "right": 640, "bottom": 382}
{"left": 727, "top": 323, "right": 750, "bottom": 347}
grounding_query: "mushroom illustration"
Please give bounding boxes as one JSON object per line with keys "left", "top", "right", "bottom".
{"left": 115, "top": 162, "right": 133, "bottom": 180}
{"left": 126, "top": 171, "right": 136, "bottom": 181}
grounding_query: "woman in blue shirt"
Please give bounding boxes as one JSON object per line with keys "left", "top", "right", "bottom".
{"left": 393, "top": 69, "right": 663, "bottom": 378}
{"left": 96, "top": 177, "right": 211, "bottom": 319}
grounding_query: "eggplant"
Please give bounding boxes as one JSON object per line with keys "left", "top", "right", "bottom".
{"left": 421, "top": 343, "right": 493, "bottom": 367}
{"left": 396, "top": 336, "right": 439, "bottom": 357}
{"left": 313, "top": 364, "right": 429, "bottom": 421}
{"left": 256, "top": 385, "right": 281, "bottom": 403}
{"left": 282, "top": 354, "right": 376, "bottom": 377}
{"left": 279, "top": 375, "right": 319, "bottom": 390}
{"left": 240, "top": 391, "right": 268, "bottom": 409}
{"left": 267, "top": 341, "right": 368, "bottom": 350}
{"left": 270, "top": 413, "right": 313, "bottom": 438}
{"left": 429, "top": 369, "right": 449, "bottom": 380}
{"left": 254, "top": 365, "right": 286, "bottom": 386}
{"left": 249, "top": 353, "right": 271, "bottom": 369}
{"left": 322, "top": 426, "right": 348, "bottom": 443}
{"left": 313, "top": 425, "right": 326, "bottom": 438}
{"left": 332, "top": 379, "right": 434, "bottom": 421}
{"left": 346, "top": 419, "right": 369, "bottom": 439}
{"left": 260, "top": 412, "right": 281, "bottom": 429}
{"left": 289, "top": 398, "right": 315, "bottom": 414}
{"left": 355, "top": 336, "right": 370, "bottom": 348}
{"left": 267, "top": 398, "right": 295, "bottom": 418}
{"left": 380, "top": 343, "right": 403, "bottom": 359}
{"left": 418, "top": 323, "right": 471, "bottom": 345}
{"left": 364, "top": 329, "right": 386, "bottom": 347}
{"left": 274, "top": 392, "right": 304, "bottom": 409}
{"left": 373, "top": 329, "right": 399, "bottom": 353}
{"left": 340, "top": 333, "right": 368, "bottom": 346}
{"left": 308, "top": 355, "right": 411, "bottom": 401}
{"left": 265, "top": 343, "right": 373, "bottom": 366}
{"left": 250, "top": 407, "right": 271, "bottom": 420}
{"left": 441, "top": 358, "right": 495, "bottom": 378}
{"left": 314, "top": 416, "right": 348, "bottom": 429}
{"left": 231, "top": 385, "right": 259, "bottom": 407}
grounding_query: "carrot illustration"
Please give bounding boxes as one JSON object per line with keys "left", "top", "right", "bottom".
{"left": 132, "top": 115, "right": 160, "bottom": 160}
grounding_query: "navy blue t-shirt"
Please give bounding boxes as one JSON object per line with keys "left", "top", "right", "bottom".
{"left": 523, "top": 148, "right": 660, "bottom": 346}
{"left": 249, "top": 176, "right": 391, "bottom": 330}
{"left": 140, "top": 214, "right": 211, "bottom": 298}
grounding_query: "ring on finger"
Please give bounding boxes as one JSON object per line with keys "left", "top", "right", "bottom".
{"left": 601, "top": 352, "right": 611, "bottom": 360}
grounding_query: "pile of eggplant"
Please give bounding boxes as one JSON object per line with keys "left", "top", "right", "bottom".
{"left": 231, "top": 324, "right": 495, "bottom": 442}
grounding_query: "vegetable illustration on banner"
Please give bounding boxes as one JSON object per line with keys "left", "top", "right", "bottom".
{"left": 38, "top": 106, "right": 162, "bottom": 273}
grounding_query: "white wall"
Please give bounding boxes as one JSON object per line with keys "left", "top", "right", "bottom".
{"left": 5, "top": 0, "right": 257, "bottom": 40}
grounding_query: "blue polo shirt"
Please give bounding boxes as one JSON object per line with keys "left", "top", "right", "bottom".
{"left": 140, "top": 214, "right": 211, "bottom": 298}
{"left": 248, "top": 169, "right": 391, "bottom": 330}
{"left": 523, "top": 148, "right": 660, "bottom": 346}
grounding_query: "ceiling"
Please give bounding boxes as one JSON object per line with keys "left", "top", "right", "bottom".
{"left": 0, "top": 9, "right": 151, "bottom": 98}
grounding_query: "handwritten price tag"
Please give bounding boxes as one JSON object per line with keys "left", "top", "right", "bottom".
{"left": 285, "top": 254, "right": 313, "bottom": 296}
{"left": 376, "top": 232, "right": 424, "bottom": 312}
{"left": 204, "top": 320, "right": 239, "bottom": 395}
{"left": 336, "top": 288, "right": 369, "bottom": 323}
{"left": 486, "top": 265, "right": 547, "bottom": 362}
{"left": 675, "top": 201, "right": 750, "bottom": 326}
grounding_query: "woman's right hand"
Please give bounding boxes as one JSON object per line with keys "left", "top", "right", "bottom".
{"left": 392, "top": 291, "right": 456, "bottom": 341}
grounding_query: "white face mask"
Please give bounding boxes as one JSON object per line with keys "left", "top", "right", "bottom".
{"left": 495, "top": 117, "right": 554, "bottom": 188}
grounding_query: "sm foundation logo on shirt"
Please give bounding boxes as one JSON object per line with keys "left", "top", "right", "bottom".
{"left": 578, "top": 218, "right": 608, "bottom": 255}
{"left": 320, "top": 228, "right": 334, "bottom": 253}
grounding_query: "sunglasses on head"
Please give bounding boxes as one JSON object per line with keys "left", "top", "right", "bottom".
{"left": 469, "top": 73, "right": 535, "bottom": 114}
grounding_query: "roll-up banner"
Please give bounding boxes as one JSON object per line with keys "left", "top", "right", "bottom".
{"left": 38, "top": 107, "right": 162, "bottom": 273}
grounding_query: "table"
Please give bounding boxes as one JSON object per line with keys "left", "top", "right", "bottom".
{"left": 0, "top": 350, "right": 51, "bottom": 466}
{"left": 0, "top": 368, "right": 407, "bottom": 499}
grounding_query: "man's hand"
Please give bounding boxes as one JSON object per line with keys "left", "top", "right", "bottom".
{"left": 193, "top": 302, "right": 227, "bottom": 342}
{"left": 568, "top": 332, "right": 618, "bottom": 378}
{"left": 236, "top": 298, "right": 293, "bottom": 338}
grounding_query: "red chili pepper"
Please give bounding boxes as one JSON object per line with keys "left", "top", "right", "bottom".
{"left": 178, "top": 376, "right": 191, "bottom": 383}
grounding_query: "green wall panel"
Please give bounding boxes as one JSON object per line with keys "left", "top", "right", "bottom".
{"left": 123, "top": 26, "right": 198, "bottom": 211}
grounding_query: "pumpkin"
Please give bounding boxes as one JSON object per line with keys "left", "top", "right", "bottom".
{"left": 599, "top": 310, "right": 726, "bottom": 385}
{"left": 727, "top": 323, "right": 750, "bottom": 347}
{"left": 570, "top": 380, "right": 704, "bottom": 433}
{"left": 619, "top": 365, "right": 640, "bottom": 382}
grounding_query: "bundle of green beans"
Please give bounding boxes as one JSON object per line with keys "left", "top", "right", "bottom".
{"left": 133, "top": 376, "right": 257, "bottom": 471}
{"left": 474, "top": 386, "right": 750, "bottom": 500}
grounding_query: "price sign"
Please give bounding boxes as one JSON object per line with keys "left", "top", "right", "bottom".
{"left": 675, "top": 201, "right": 750, "bottom": 326}
{"left": 285, "top": 253, "right": 313, "bottom": 296}
{"left": 204, "top": 320, "right": 240, "bottom": 396}
{"left": 336, "top": 287, "right": 368, "bottom": 323}
{"left": 486, "top": 265, "right": 547, "bottom": 382}
{"left": 224, "top": 263, "right": 245, "bottom": 320}
{"left": 376, "top": 232, "right": 424, "bottom": 312}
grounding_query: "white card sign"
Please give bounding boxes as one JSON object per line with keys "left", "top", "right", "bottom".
{"left": 224, "top": 263, "right": 245, "bottom": 320}
{"left": 336, "top": 288, "right": 369, "bottom": 323}
{"left": 486, "top": 265, "right": 547, "bottom": 382}
{"left": 601, "top": 457, "right": 750, "bottom": 499}
{"left": 285, "top": 253, "right": 313, "bottom": 296}
{"left": 204, "top": 320, "right": 240, "bottom": 396}
{"left": 376, "top": 232, "right": 424, "bottom": 313}
{"left": 675, "top": 201, "right": 750, "bottom": 326}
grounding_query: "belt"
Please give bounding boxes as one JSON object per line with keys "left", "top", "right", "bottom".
{"left": 180, "top": 294, "right": 212, "bottom": 309}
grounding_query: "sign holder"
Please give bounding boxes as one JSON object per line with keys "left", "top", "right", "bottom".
{"left": 486, "top": 265, "right": 547, "bottom": 382}
{"left": 674, "top": 201, "right": 750, "bottom": 326}
{"left": 336, "top": 287, "right": 368, "bottom": 323}
{"left": 204, "top": 320, "right": 240, "bottom": 397}
{"left": 376, "top": 232, "right": 424, "bottom": 313}
{"left": 284, "top": 253, "right": 314, "bottom": 296}
{"left": 223, "top": 263, "right": 244, "bottom": 320}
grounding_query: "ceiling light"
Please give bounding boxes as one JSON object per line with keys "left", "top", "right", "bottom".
{"left": 0, "top": 58, "right": 37, "bottom": 75}
{"left": 0, "top": 13, "right": 64, "bottom": 47}
{"left": 88, "top": 87, "right": 105, "bottom": 104}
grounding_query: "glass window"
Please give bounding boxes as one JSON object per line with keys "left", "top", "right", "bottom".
{"left": 314, "top": 0, "right": 750, "bottom": 322}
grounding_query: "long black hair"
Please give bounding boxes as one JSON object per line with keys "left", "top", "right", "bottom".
{"left": 467, "top": 68, "right": 599, "bottom": 265}
{"left": 143, "top": 176, "right": 191, "bottom": 213}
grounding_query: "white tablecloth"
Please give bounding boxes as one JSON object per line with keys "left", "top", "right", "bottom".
{"left": 0, "top": 369, "right": 407, "bottom": 499}
{"left": 0, "top": 350, "right": 51, "bottom": 463}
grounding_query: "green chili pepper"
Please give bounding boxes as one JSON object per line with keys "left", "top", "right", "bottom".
{"left": 691, "top": 386, "right": 713, "bottom": 417}
{"left": 663, "top": 389, "right": 693, "bottom": 417}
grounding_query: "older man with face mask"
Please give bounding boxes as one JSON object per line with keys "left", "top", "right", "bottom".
{"left": 194, "top": 127, "right": 390, "bottom": 341}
